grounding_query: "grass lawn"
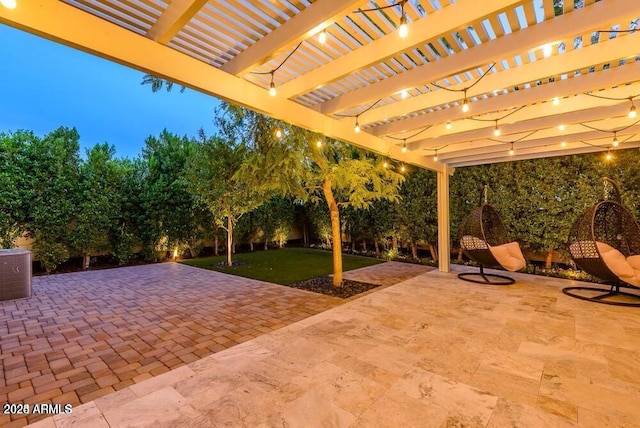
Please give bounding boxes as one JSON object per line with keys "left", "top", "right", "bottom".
{"left": 180, "top": 247, "right": 384, "bottom": 284}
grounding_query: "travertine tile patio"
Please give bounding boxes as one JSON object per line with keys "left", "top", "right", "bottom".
{"left": 26, "top": 265, "right": 640, "bottom": 427}
{"left": 1, "top": 262, "right": 345, "bottom": 426}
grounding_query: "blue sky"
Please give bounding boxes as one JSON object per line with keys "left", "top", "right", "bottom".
{"left": 0, "top": 24, "right": 220, "bottom": 159}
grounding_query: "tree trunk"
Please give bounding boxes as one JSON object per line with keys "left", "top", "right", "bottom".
{"left": 226, "top": 217, "right": 233, "bottom": 266}
{"left": 410, "top": 243, "right": 418, "bottom": 259}
{"left": 362, "top": 240, "right": 367, "bottom": 252}
{"left": 457, "top": 247, "right": 464, "bottom": 262}
{"left": 428, "top": 243, "right": 438, "bottom": 261}
{"left": 214, "top": 230, "right": 219, "bottom": 256}
{"left": 82, "top": 252, "right": 90, "bottom": 270}
{"left": 322, "top": 179, "right": 343, "bottom": 287}
{"left": 303, "top": 223, "right": 309, "bottom": 247}
{"left": 249, "top": 242, "right": 254, "bottom": 252}
{"left": 392, "top": 236, "right": 398, "bottom": 251}
{"left": 545, "top": 247, "right": 553, "bottom": 269}
{"left": 374, "top": 240, "right": 380, "bottom": 257}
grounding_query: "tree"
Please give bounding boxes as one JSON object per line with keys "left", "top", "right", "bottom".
{"left": 141, "top": 130, "right": 210, "bottom": 259}
{"left": 0, "top": 131, "right": 35, "bottom": 247}
{"left": 396, "top": 168, "right": 438, "bottom": 259}
{"left": 71, "top": 143, "right": 120, "bottom": 269}
{"left": 25, "top": 127, "right": 81, "bottom": 272}
{"left": 234, "top": 105, "right": 404, "bottom": 286}
{"left": 185, "top": 134, "right": 264, "bottom": 266}
{"left": 257, "top": 196, "right": 296, "bottom": 249}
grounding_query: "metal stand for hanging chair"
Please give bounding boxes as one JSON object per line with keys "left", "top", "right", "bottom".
{"left": 457, "top": 187, "right": 521, "bottom": 285}
{"left": 565, "top": 178, "right": 640, "bottom": 307}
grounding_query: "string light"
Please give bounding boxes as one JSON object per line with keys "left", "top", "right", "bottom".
{"left": 542, "top": 44, "right": 553, "bottom": 58}
{"left": 612, "top": 132, "right": 619, "bottom": 147}
{"left": 269, "top": 72, "right": 276, "bottom": 97}
{"left": 0, "top": 0, "right": 16, "bottom": 9}
{"left": 552, "top": 97, "right": 560, "bottom": 106}
{"left": 401, "top": 89, "right": 408, "bottom": 99}
{"left": 316, "top": 139, "right": 323, "bottom": 148}
{"left": 629, "top": 98, "right": 637, "bottom": 118}
{"left": 493, "top": 120, "right": 500, "bottom": 137}
{"left": 400, "top": 164, "right": 406, "bottom": 172}
{"left": 401, "top": 140, "right": 408, "bottom": 153}
{"left": 560, "top": 141, "right": 567, "bottom": 147}
{"left": 558, "top": 124, "right": 565, "bottom": 131}
{"left": 509, "top": 143, "right": 515, "bottom": 156}
{"left": 354, "top": 1, "right": 409, "bottom": 39}
{"left": 354, "top": 118, "right": 361, "bottom": 133}
{"left": 383, "top": 160, "right": 388, "bottom": 168}
{"left": 433, "top": 149, "right": 438, "bottom": 162}
{"left": 318, "top": 30, "right": 327, "bottom": 44}
{"left": 462, "top": 89, "right": 469, "bottom": 113}
{"left": 606, "top": 149, "right": 612, "bottom": 161}
{"left": 398, "top": 5, "right": 409, "bottom": 39}
{"left": 275, "top": 127, "right": 283, "bottom": 139}
{"left": 446, "top": 121, "right": 452, "bottom": 130}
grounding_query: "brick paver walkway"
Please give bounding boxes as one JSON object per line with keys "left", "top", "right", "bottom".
{"left": 0, "top": 263, "right": 341, "bottom": 426}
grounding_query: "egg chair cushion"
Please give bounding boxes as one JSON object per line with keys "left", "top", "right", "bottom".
{"left": 596, "top": 242, "right": 640, "bottom": 287}
{"left": 489, "top": 241, "right": 526, "bottom": 272}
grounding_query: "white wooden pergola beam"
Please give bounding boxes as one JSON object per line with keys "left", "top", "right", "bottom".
{"left": 221, "top": 0, "right": 364, "bottom": 76}
{"left": 407, "top": 83, "right": 640, "bottom": 150}
{"left": 0, "top": 0, "right": 441, "bottom": 172}
{"left": 450, "top": 140, "right": 640, "bottom": 167}
{"left": 320, "top": 0, "right": 638, "bottom": 115}
{"left": 439, "top": 125, "right": 640, "bottom": 166}
{"left": 277, "top": 0, "right": 524, "bottom": 100}
{"left": 368, "top": 32, "right": 640, "bottom": 137}
{"left": 146, "top": 0, "right": 209, "bottom": 44}
{"left": 368, "top": 58, "right": 640, "bottom": 135}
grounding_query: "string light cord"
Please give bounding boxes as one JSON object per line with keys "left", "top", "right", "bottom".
{"left": 386, "top": 125, "right": 432, "bottom": 141}
{"left": 488, "top": 130, "right": 539, "bottom": 145}
{"left": 468, "top": 106, "right": 525, "bottom": 123}
{"left": 583, "top": 92, "right": 640, "bottom": 102}
{"left": 352, "top": 0, "right": 407, "bottom": 13}
{"left": 334, "top": 99, "right": 383, "bottom": 118}
{"left": 250, "top": 41, "right": 304, "bottom": 76}
{"left": 579, "top": 118, "right": 640, "bottom": 134}
{"left": 430, "top": 63, "right": 496, "bottom": 93}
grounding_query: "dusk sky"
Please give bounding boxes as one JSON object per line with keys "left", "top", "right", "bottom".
{"left": 0, "top": 24, "right": 220, "bottom": 159}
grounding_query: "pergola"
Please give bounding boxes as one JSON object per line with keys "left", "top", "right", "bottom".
{"left": 2, "top": 0, "right": 639, "bottom": 273}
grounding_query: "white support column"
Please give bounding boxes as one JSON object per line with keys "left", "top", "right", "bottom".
{"left": 437, "top": 166, "right": 454, "bottom": 273}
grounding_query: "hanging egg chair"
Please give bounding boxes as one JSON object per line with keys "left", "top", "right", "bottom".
{"left": 458, "top": 186, "right": 526, "bottom": 285}
{"left": 564, "top": 178, "right": 640, "bottom": 306}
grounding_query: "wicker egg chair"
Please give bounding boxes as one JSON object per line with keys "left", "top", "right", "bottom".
{"left": 458, "top": 187, "right": 526, "bottom": 285}
{"left": 565, "top": 178, "right": 640, "bottom": 306}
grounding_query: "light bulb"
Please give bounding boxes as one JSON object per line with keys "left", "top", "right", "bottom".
{"left": 493, "top": 125, "right": 500, "bottom": 137}
{"left": 316, "top": 140, "right": 322, "bottom": 148}
{"left": 318, "top": 30, "right": 327, "bottom": 44}
{"left": 354, "top": 122, "right": 360, "bottom": 133}
{"left": 399, "top": 15, "right": 408, "bottom": 38}
{"left": 433, "top": 154, "right": 438, "bottom": 162}
{"left": 383, "top": 161, "right": 388, "bottom": 168}
{"left": 606, "top": 151, "right": 612, "bottom": 161}
{"left": 401, "top": 89, "right": 408, "bottom": 99}
{"left": 629, "top": 105, "right": 637, "bottom": 119}
{"left": 402, "top": 142, "right": 408, "bottom": 153}
{"left": 275, "top": 128, "right": 282, "bottom": 138}
{"left": 0, "top": 0, "right": 16, "bottom": 9}
{"left": 446, "top": 121, "right": 452, "bottom": 130}
{"left": 543, "top": 44, "right": 552, "bottom": 58}
{"left": 462, "top": 99, "right": 469, "bottom": 113}
{"left": 400, "top": 165, "right": 406, "bottom": 172}
{"left": 612, "top": 136, "right": 619, "bottom": 147}
{"left": 558, "top": 124, "right": 565, "bottom": 131}
{"left": 269, "top": 83, "right": 276, "bottom": 97}
{"left": 509, "top": 145, "right": 514, "bottom": 156}
{"left": 560, "top": 141, "right": 567, "bottom": 147}
{"left": 552, "top": 97, "right": 560, "bottom": 106}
